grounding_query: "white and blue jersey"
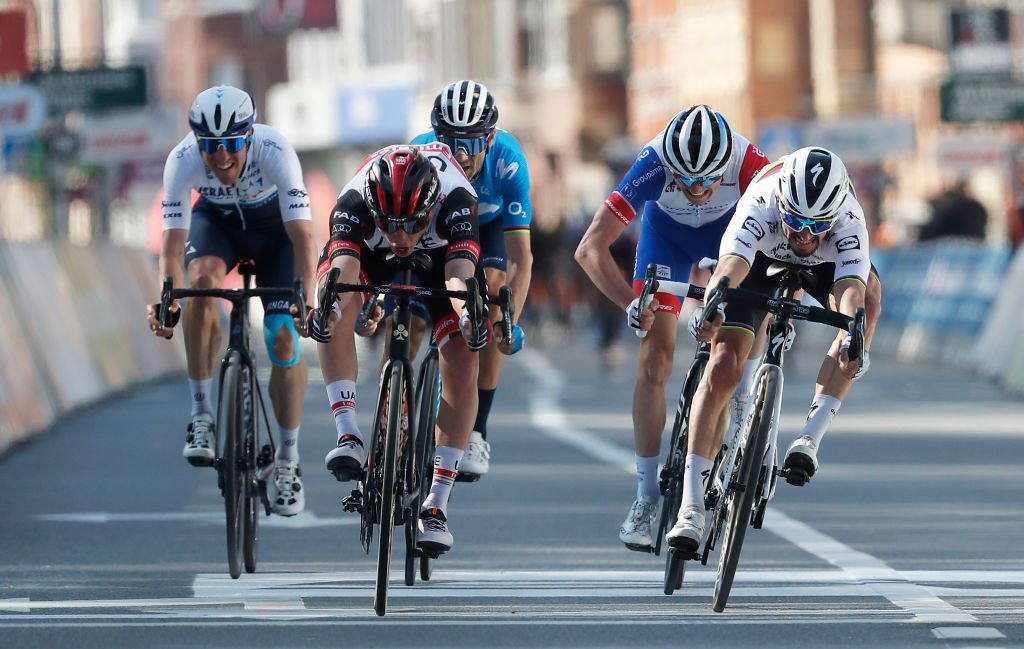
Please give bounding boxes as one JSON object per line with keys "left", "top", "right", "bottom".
{"left": 604, "top": 130, "right": 769, "bottom": 314}
{"left": 411, "top": 128, "right": 531, "bottom": 271}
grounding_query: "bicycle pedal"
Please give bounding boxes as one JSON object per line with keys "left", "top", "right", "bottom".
{"left": 668, "top": 547, "right": 700, "bottom": 562}
{"left": 342, "top": 489, "right": 364, "bottom": 513}
{"left": 782, "top": 468, "right": 810, "bottom": 487}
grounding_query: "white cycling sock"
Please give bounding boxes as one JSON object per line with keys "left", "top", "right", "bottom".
{"left": 681, "top": 454, "right": 714, "bottom": 514}
{"left": 800, "top": 394, "right": 842, "bottom": 446}
{"left": 635, "top": 454, "right": 661, "bottom": 501}
{"left": 326, "top": 380, "right": 361, "bottom": 443}
{"left": 276, "top": 425, "right": 300, "bottom": 462}
{"left": 189, "top": 378, "right": 213, "bottom": 417}
{"left": 422, "top": 445, "right": 464, "bottom": 516}
{"left": 737, "top": 359, "right": 759, "bottom": 399}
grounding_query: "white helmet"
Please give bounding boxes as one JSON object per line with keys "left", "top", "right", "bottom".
{"left": 188, "top": 86, "right": 256, "bottom": 137}
{"left": 777, "top": 147, "right": 849, "bottom": 220}
{"left": 431, "top": 80, "right": 499, "bottom": 136}
{"left": 661, "top": 104, "right": 733, "bottom": 178}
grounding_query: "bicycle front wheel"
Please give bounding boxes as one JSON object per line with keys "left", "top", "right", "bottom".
{"left": 241, "top": 366, "right": 258, "bottom": 574}
{"left": 374, "top": 362, "right": 406, "bottom": 617}
{"left": 712, "top": 367, "right": 778, "bottom": 612}
{"left": 218, "top": 351, "right": 246, "bottom": 580}
{"left": 413, "top": 351, "right": 439, "bottom": 583}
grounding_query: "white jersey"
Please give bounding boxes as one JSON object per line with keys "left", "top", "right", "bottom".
{"left": 720, "top": 162, "right": 872, "bottom": 284}
{"left": 161, "top": 124, "right": 311, "bottom": 231}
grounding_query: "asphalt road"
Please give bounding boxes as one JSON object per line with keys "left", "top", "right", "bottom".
{"left": 2, "top": 328, "right": 1023, "bottom": 648}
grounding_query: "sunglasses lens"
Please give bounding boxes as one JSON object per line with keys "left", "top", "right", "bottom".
{"left": 674, "top": 172, "right": 720, "bottom": 187}
{"left": 198, "top": 136, "right": 247, "bottom": 154}
{"left": 782, "top": 212, "right": 832, "bottom": 234}
{"left": 438, "top": 134, "right": 486, "bottom": 156}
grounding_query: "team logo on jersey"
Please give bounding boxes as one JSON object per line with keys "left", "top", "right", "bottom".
{"left": 450, "top": 221, "right": 472, "bottom": 233}
{"left": 835, "top": 235, "right": 860, "bottom": 253}
{"left": 497, "top": 158, "right": 520, "bottom": 179}
{"left": 332, "top": 223, "right": 352, "bottom": 234}
{"left": 288, "top": 188, "right": 308, "bottom": 198}
{"left": 742, "top": 217, "right": 765, "bottom": 240}
{"left": 445, "top": 207, "right": 472, "bottom": 224}
{"left": 427, "top": 154, "right": 449, "bottom": 172}
{"left": 655, "top": 265, "right": 671, "bottom": 279}
{"left": 333, "top": 210, "right": 359, "bottom": 223}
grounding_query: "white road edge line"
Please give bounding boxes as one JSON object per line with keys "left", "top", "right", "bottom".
{"left": 518, "top": 348, "right": 979, "bottom": 625}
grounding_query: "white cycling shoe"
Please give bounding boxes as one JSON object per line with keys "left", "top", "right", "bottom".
{"left": 325, "top": 434, "right": 366, "bottom": 481}
{"left": 619, "top": 495, "right": 658, "bottom": 551}
{"left": 183, "top": 413, "right": 215, "bottom": 467}
{"left": 783, "top": 435, "right": 820, "bottom": 482}
{"left": 666, "top": 506, "right": 705, "bottom": 552}
{"left": 458, "top": 431, "right": 490, "bottom": 478}
{"left": 417, "top": 508, "right": 453, "bottom": 555}
{"left": 272, "top": 459, "right": 305, "bottom": 516}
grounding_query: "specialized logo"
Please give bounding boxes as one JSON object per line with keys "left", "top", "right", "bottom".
{"left": 835, "top": 235, "right": 860, "bottom": 253}
{"left": 810, "top": 162, "right": 824, "bottom": 187}
{"left": 742, "top": 217, "right": 765, "bottom": 240}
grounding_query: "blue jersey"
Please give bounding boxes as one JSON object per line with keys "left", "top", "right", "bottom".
{"left": 411, "top": 128, "right": 532, "bottom": 233}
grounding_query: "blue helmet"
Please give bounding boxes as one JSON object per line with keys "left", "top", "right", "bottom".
{"left": 188, "top": 86, "right": 256, "bottom": 137}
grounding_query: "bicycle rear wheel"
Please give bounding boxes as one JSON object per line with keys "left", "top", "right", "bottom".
{"left": 712, "top": 368, "right": 778, "bottom": 612}
{"left": 241, "top": 366, "right": 258, "bottom": 574}
{"left": 218, "top": 351, "right": 245, "bottom": 580}
{"left": 374, "top": 362, "right": 406, "bottom": 617}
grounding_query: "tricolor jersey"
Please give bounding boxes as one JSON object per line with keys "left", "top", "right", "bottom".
{"left": 322, "top": 143, "right": 480, "bottom": 268}
{"left": 410, "top": 128, "right": 531, "bottom": 234}
{"left": 720, "top": 160, "right": 872, "bottom": 284}
{"left": 604, "top": 131, "right": 770, "bottom": 228}
{"left": 161, "top": 124, "right": 311, "bottom": 230}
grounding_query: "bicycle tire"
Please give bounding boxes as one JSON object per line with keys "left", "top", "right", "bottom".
{"left": 712, "top": 368, "right": 778, "bottom": 612}
{"left": 219, "top": 351, "right": 245, "bottom": 580}
{"left": 414, "top": 351, "right": 439, "bottom": 583}
{"left": 374, "top": 363, "right": 405, "bottom": 617}
{"left": 241, "top": 366, "right": 258, "bottom": 574}
{"left": 664, "top": 550, "right": 686, "bottom": 595}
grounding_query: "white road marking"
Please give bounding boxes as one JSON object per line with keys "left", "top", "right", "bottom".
{"left": 517, "top": 349, "right": 994, "bottom": 626}
{"left": 932, "top": 626, "right": 1007, "bottom": 640}
{"left": 34, "top": 511, "right": 356, "bottom": 528}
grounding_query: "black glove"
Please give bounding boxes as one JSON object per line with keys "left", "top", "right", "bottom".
{"left": 459, "top": 309, "right": 492, "bottom": 352}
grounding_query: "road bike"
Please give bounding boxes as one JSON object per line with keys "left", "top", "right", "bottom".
{"left": 318, "top": 253, "right": 511, "bottom": 616}
{"left": 160, "top": 261, "right": 306, "bottom": 579}
{"left": 648, "top": 261, "right": 864, "bottom": 610}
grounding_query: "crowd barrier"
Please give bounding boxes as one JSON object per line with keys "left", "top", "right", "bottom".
{"left": 0, "top": 241, "right": 184, "bottom": 455}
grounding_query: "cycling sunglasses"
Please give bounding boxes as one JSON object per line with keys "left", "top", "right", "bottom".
{"left": 437, "top": 133, "right": 489, "bottom": 156}
{"left": 373, "top": 212, "right": 431, "bottom": 236}
{"left": 671, "top": 171, "right": 722, "bottom": 188}
{"left": 781, "top": 210, "right": 835, "bottom": 235}
{"left": 196, "top": 134, "right": 249, "bottom": 154}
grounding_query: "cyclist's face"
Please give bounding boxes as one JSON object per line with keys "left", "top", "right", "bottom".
{"left": 783, "top": 223, "right": 822, "bottom": 257}
{"left": 678, "top": 176, "right": 722, "bottom": 206}
{"left": 451, "top": 132, "right": 494, "bottom": 179}
{"left": 385, "top": 229, "right": 426, "bottom": 257}
{"left": 199, "top": 132, "right": 250, "bottom": 185}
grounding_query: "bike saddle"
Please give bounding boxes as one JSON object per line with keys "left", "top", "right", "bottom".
{"left": 384, "top": 251, "right": 434, "bottom": 272}
{"left": 766, "top": 261, "right": 817, "bottom": 283}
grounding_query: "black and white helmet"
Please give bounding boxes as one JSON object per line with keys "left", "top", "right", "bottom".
{"left": 431, "top": 80, "right": 499, "bottom": 136}
{"left": 777, "top": 147, "right": 850, "bottom": 220}
{"left": 188, "top": 85, "right": 256, "bottom": 138}
{"left": 661, "top": 105, "right": 733, "bottom": 178}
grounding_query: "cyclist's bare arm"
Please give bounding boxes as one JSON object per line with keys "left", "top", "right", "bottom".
{"left": 832, "top": 278, "right": 867, "bottom": 375}
{"left": 444, "top": 257, "right": 476, "bottom": 314}
{"left": 147, "top": 228, "right": 187, "bottom": 336}
{"left": 574, "top": 204, "right": 634, "bottom": 310}
{"left": 283, "top": 219, "right": 316, "bottom": 308}
{"left": 504, "top": 232, "right": 532, "bottom": 322}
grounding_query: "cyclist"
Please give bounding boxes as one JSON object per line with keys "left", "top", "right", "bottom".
{"left": 146, "top": 86, "right": 316, "bottom": 517}
{"left": 666, "top": 146, "right": 879, "bottom": 552}
{"left": 374, "top": 80, "right": 530, "bottom": 481}
{"left": 310, "top": 144, "right": 489, "bottom": 554}
{"left": 575, "top": 105, "right": 770, "bottom": 551}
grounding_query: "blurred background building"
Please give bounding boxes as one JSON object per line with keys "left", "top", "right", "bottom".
{"left": 1, "top": 0, "right": 1023, "bottom": 251}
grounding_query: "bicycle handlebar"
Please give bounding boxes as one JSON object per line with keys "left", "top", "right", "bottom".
{"left": 159, "top": 277, "right": 306, "bottom": 329}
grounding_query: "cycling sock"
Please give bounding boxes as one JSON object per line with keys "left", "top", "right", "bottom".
{"left": 473, "top": 388, "right": 496, "bottom": 440}
{"left": 737, "top": 359, "right": 759, "bottom": 398}
{"left": 276, "top": 425, "right": 300, "bottom": 462}
{"left": 326, "top": 380, "right": 360, "bottom": 443}
{"left": 800, "top": 394, "right": 842, "bottom": 446}
{"left": 189, "top": 378, "right": 213, "bottom": 417}
{"left": 422, "top": 445, "right": 463, "bottom": 515}
{"left": 635, "top": 454, "right": 661, "bottom": 501}
{"left": 681, "top": 454, "right": 714, "bottom": 514}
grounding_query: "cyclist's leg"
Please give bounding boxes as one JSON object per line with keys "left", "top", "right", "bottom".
{"left": 181, "top": 206, "right": 237, "bottom": 463}
{"left": 473, "top": 219, "right": 508, "bottom": 443}
{"left": 320, "top": 246, "right": 372, "bottom": 479}
{"left": 252, "top": 227, "right": 309, "bottom": 514}
{"left": 786, "top": 268, "right": 882, "bottom": 475}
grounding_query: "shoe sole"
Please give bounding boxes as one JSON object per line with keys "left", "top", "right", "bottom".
{"left": 455, "top": 471, "right": 482, "bottom": 483}
{"left": 185, "top": 454, "right": 215, "bottom": 468}
{"left": 326, "top": 456, "right": 363, "bottom": 482}
{"left": 666, "top": 535, "right": 701, "bottom": 553}
{"left": 417, "top": 540, "right": 451, "bottom": 556}
{"left": 622, "top": 542, "right": 653, "bottom": 553}
{"left": 784, "top": 452, "right": 817, "bottom": 477}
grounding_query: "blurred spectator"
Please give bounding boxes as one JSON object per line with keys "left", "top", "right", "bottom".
{"left": 918, "top": 179, "right": 987, "bottom": 242}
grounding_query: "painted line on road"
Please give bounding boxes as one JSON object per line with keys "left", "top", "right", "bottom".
{"left": 33, "top": 511, "right": 357, "bottom": 528}
{"left": 517, "top": 349, "right": 983, "bottom": 626}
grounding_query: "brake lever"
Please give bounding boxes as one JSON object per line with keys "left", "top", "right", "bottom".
{"left": 703, "top": 277, "right": 730, "bottom": 325}
{"left": 160, "top": 277, "right": 173, "bottom": 329}
{"left": 635, "top": 263, "right": 660, "bottom": 339}
{"left": 316, "top": 267, "right": 341, "bottom": 331}
{"left": 293, "top": 278, "right": 307, "bottom": 326}
{"left": 848, "top": 307, "right": 865, "bottom": 363}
